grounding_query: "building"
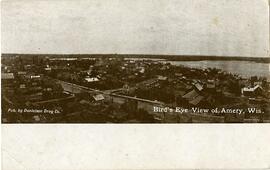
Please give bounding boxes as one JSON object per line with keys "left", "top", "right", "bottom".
{"left": 2, "top": 73, "right": 14, "bottom": 80}
{"left": 194, "top": 83, "right": 204, "bottom": 91}
{"left": 85, "top": 77, "right": 99, "bottom": 83}
{"left": 241, "top": 85, "right": 263, "bottom": 97}
{"left": 92, "top": 94, "right": 105, "bottom": 102}
{"left": 2, "top": 73, "right": 15, "bottom": 89}
{"left": 189, "top": 95, "right": 205, "bottom": 106}
{"left": 157, "top": 75, "right": 168, "bottom": 81}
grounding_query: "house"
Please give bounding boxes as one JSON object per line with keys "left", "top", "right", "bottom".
{"left": 160, "top": 65, "right": 170, "bottom": 70}
{"left": 30, "top": 75, "right": 42, "bottom": 80}
{"left": 2, "top": 73, "right": 15, "bottom": 88}
{"left": 136, "top": 78, "right": 159, "bottom": 88}
{"left": 254, "top": 81, "right": 262, "bottom": 86}
{"left": 138, "top": 67, "right": 145, "bottom": 73}
{"left": 85, "top": 77, "right": 99, "bottom": 82}
{"left": 2, "top": 73, "right": 14, "bottom": 80}
{"left": 44, "top": 67, "right": 52, "bottom": 71}
{"left": 182, "top": 90, "right": 200, "bottom": 100}
{"left": 18, "top": 71, "right": 27, "bottom": 75}
{"left": 182, "top": 89, "right": 208, "bottom": 106}
{"left": 241, "top": 85, "right": 263, "bottom": 97}
{"left": 194, "top": 83, "right": 204, "bottom": 91}
{"left": 24, "top": 64, "right": 32, "bottom": 70}
{"left": 157, "top": 75, "right": 168, "bottom": 81}
{"left": 93, "top": 94, "right": 105, "bottom": 102}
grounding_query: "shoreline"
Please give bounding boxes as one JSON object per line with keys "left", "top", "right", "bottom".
{"left": 2, "top": 53, "right": 270, "bottom": 63}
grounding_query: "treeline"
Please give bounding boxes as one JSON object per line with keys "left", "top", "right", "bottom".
{"left": 2, "top": 53, "right": 270, "bottom": 63}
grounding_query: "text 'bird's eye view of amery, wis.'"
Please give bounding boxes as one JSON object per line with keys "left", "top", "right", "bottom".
{"left": 1, "top": 0, "right": 270, "bottom": 123}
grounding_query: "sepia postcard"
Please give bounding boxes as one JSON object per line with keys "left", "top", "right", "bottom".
{"left": 1, "top": 0, "right": 269, "bottom": 124}
{"left": 1, "top": 0, "right": 270, "bottom": 169}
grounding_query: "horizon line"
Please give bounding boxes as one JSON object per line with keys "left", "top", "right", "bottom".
{"left": 1, "top": 53, "right": 269, "bottom": 59}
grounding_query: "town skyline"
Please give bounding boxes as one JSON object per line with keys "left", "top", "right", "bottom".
{"left": 2, "top": 53, "right": 270, "bottom": 62}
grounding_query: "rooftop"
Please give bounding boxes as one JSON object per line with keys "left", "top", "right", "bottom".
{"left": 2, "top": 73, "right": 14, "bottom": 79}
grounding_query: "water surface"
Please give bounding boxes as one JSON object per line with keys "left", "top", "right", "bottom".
{"left": 166, "top": 60, "right": 269, "bottom": 78}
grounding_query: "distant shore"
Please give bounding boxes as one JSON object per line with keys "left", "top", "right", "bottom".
{"left": 2, "top": 53, "right": 270, "bottom": 63}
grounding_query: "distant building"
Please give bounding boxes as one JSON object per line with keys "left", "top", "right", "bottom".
{"left": 241, "top": 85, "right": 263, "bottom": 97}
{"left": 182, "top": 89, "right": 208, "bottom": 106}
{"left": 254, "top": 81, "right": 262, "bottom": 86}
{"left": 30, "top": 75, "right": 41, "bottom": 79}
{"left": 44, "top": 67, "right": 52, "bottom": 71}
{"left": 18, "top": 71, "right": 27, "bottom": 75}
{"left": 1, "top": 73, "right": 14, "bottom": 80}
{"left": 182, "top": 89, "right": 199, "bottom": 101}
{"left": 137, "top": 67, "right": 145, "bottom": 73}
{"left": 157, "top": 75, "right": 167, "bottom": 81}
{"left": 194, "top": 83, "right": 204, "bottom": 91}
{"left": 2, "top": 73, "right": 15, "bottom": 88}
{"left": 136, "top": 78, "right": 159, "bottom": 88}
{"left": 85, "top": 77, "right": 99, "bottom": 82}
{"left": 92, "top": 94, "right": 105, "bottom": 102}
{"left": 24, "top": 65, "right": 32, "bottom": 70}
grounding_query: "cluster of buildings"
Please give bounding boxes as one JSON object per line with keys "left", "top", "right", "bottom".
{"left": 1, "top": 54, "right": 270, "bottom": 123}
{"left": 2, "top": 67, "right": 67, "bottom": 104}
{"left": 1, "top": 56, "right": 74, "bottom": 122}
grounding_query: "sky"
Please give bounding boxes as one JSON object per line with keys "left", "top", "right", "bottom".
{"left": 1, "top": 0, "right": 269, "bottom": 57}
